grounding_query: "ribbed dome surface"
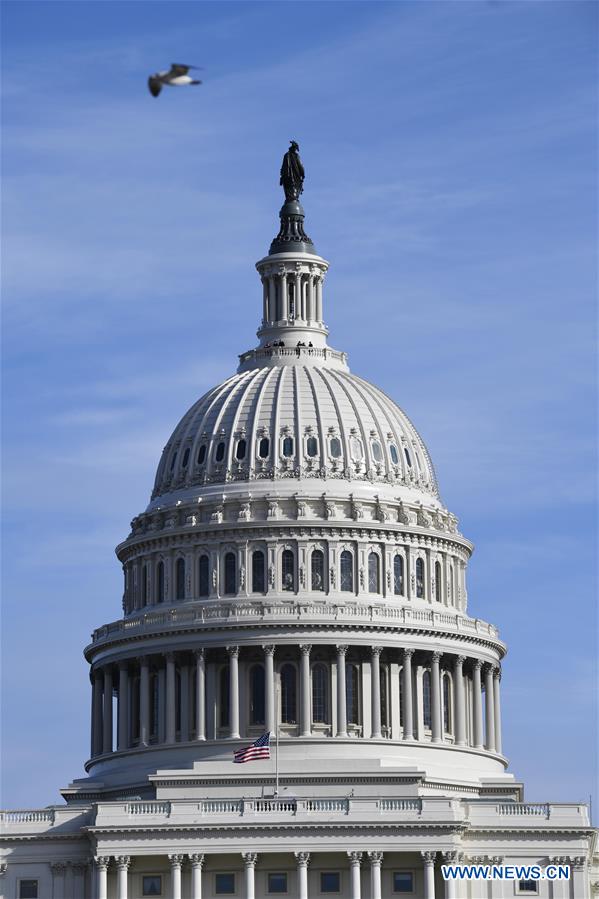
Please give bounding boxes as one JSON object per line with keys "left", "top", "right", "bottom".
{"left": 151, "top": 364, "right": 439, "bottom": 501}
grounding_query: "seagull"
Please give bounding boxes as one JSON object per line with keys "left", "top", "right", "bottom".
{"left": 148, "top": 64, "right": 202, "bottom": 98}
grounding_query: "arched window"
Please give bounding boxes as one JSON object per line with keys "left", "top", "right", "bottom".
{"left": 176, "top": 558, "right": 186, "bottom": 600}
{"left": 169, "top": 451, "right": 178, "bottom": 472}
{"left": 282, "top": 436, "right": 294, "bottom": 457}
{"left": 340, "top": 550, "right": 354, "bottom": 592}
{"left": 380, "top": 665, "right": 389, "bottom": 729}
{"left": 141, "top": 565, "right": 148, "bottom": 606}
{"left": 156, "top": 561, "right": 165, "bottom": 603}
{"left": 219, "top": 666, "right": 230, "bottom": 728}
{"left": 198, "top": 555, "right": 210, "bottom": 597}
{"left": 306, "top": 436, "right": 318, "bottom": 457}
{"left": 281, "top": 549, "right": 294, "bottom": 592}
{"left": 329, "top": 437, "right": 342, "bottom": 458}
{"left": 249, "top": 665, "right": 265, "bottom": 726}
{"left": 182, "top": 447, "right": 190, "bottom": 468}
{"left": 404, "top": 447, "right": 412, "bottom": 467}
{"left": 449, "top": 564, "right": 454, "bottom": 602}
{"left": 130, "top": 674, "right": 140, "bottom": 742}
{"left": 224, "top": 552, "right": 236, "bottom": 595}
{"left": 423, "top": 670, "right": 432, "bottom": 728}
{"left": 435, "top": 561, "right": 442, "bottom": 603}
{"left": 252, "top": 550, "right": 265, "bottom": 593}
{"left": 235, "top": 439, "right": 247, "bottom": 460}
{"left": 312, "top": 664, "right": 329, "bottom": 723}
{"left": 258, "top": 437, "right": 270, "bottom": 459}
{"left": 443, "top": 673, "right": 452, "bottom": 733}
{"left": 368, "top": 552, "right": 380, "bottom": 593}
{"left": 393, "top": 555, "right": 404, "bottom": 595}
{"left": 416, "top": 558, "right": 425, "bottom": 599}
{"left": 175, "top": 670, "right": 181, "bottom": 733}
{"left": 197, "top": 444, "right": 207, "bottom": 465}
{"left": 215, "top": 441, "right": 225, "bottom": 462}
{"left": 346, "top": 663, "right": 360, "bottom": 725}
{"left": 280, "top": 664, "right": 297, "bottom": 724}
{"left": 389, "top": 443, "right": 399, "bottom": 465}
{"left": 311, "top": 550, "right": 324, "bottom": 591}
{"left": 371, "top": 440, "right": 383, "bottom": 463}
{"left": 150, "top": 673, "right": 159, "bottom": 740}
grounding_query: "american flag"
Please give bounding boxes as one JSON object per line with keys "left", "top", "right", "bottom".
{"left": 233, "top": 732, "right": 271, "bottom": 763}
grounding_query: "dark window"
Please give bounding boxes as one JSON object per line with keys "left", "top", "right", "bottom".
{"left": 435, "top": 561, "right": 442, "bottom": 603}
{"left": 252, "top": 550, "right": 265, "bottom": 593}
{"left": 182, "top": 447, "right": 190, "bottom": 468}
{"left": 311, "top": 549, "right": 324, "bottom": 591}
{"left": 404, "top": 447, "right": 412, "bottom": 467}
{"left": 157, "top": 561, "right": 165, "bottom": 603}
{"left": 423, "top": 670, "right": 432, "bottom": 728}
{"left": 368, "top": 552, "right": 380, "bottom": 593}
{"left": 518, "top": 883, "right": 538, "bottom": 894}
{"left": 280, "top": 663, "right": 297, "bottom": 724}
{"left": 258, "top": 437, "right": 270, "bottom": 458}
{"left": 215, "top": 441, "right": 225, "bottom": 462}
{"left": 197, "top": 444, "right": 207, "bottom": 465}
{"left": 176, "top": 558, "right": 186, "bottom": 600}
{"left": 306, "top": 436, "right": 318, "bottom": 457}
{"left": 340, "top": 550, "right": 353, "bottom": 592}
{"left": 329, "top": 437, "right": 342, "bottom": 458}
{"left": 393, "top": 871, "right": 414, "bottom": 893}
{"left": 224, "top": 552, "right": 236, "bottom": 595}
{"left": 235, "top": 438, "right": 247, "bottom": 460}
{"left": 219, "top": 667, "right": 230, "bottom": 728}
{"left": 215, "top": 873, "right": 235, "bottom": 894}
{"left": 282, "top": 436, "right": 294, "bottom": 457}
{"left": 312, "top": 664, "right": 329, "bottom": 723}
{"left": 130, "top": 674, "right": 140, "bottom": 741}
{"left": 142, "top": 875, "right": 162, "bottom": 896}
{"left": 141, "top": 565, "right": 148, "bottom": 606}
{"left": 416, "top": 558, "right": 425, "bottom": 598}
{"left": 169, "top": 451, "right": 177, "bottom": 472}
{"left": 250, "top": 664, "right": 265, "bottom": 726}
{"left": 371, "top": 440, "right": 383, "bottom": 462}
{"left": 150, "top": 674, "right": 159, "bottom": 739}
{"left": 199, "top": 555, "right": 210, "bottom": 597}
{"left": 443, "top": 673, "right": 451, "bottom": 733}
{"left": 175, "top": 670, "right": 181, "bottom": 733}
{"left": 393, "top": 555, "right": 404, "bottom": 595}
{"left": 19, "top": 882, "right": 39, "bottom": 899}
{"left": 380, "top": 664, "right": 388, "bottom": 728}
{"left": 321, "top": 872, "right": 340, "bottom": 893}
{"left": 268, "top": 872, "right": 288, "bottom": 893}
{"left": 389, "top": 443, "right": 399, "bottom": 465}
{"left": 346, "top": 663, "right": 360, "bottom": 725}
{"left": 399, "top": 674, "right": 404, "bottom": 727}
{"left": 281, "top": 549, "right": 294, "bottom": 591}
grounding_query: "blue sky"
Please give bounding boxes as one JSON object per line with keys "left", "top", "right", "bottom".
{"left": 2, "top": 1, "right": 597, "bottom": 810}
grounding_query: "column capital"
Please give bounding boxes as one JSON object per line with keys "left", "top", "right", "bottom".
{"left": 403, "top": 648, "right": 414, "bottom": 661}
{"left": 371, "top": 646, "right": 383, "bottom": 657}
{"left": 300, "top": 643, "right": 312, "bottom": 656}
{"left": 115, "top": 856, "right": 131, "bottom": 870}
{"left": 421, "top": 851, "right": 437, "bottom": 863}
{"left": 347, "top": 851, "right": 363, "bottom": 865}
{"left": 95, "top": 857, "right": 111, "bottom": 871}
{"left": 336, "top": 644, "right": 348, "bottom": 656}
{"left": 455, "top": 655, "right": 466, "bottom": 666}
{"left": 195, "top": 647, "right": 205, "bottom": 661}
{"left": 226, "top": 645, "right": 240, "bottom": 658}
{"left": 484, "top": 661, "right": 496, "bottom": 674}
{"left": 442, "top": 851, "right": 463, "bottom": 863}
{"left": 118, "top": 660, "right": 129, "bottom": 672}
{"left": 165, "top": 651, "right": 176, "bottom": 663}
{"left": 138, "top": 655, "right": 150, "bottom": 667}
{"left": 168, "top": 854, "right": 185, "bottom": 868}
{"left": 295, "top": 851, "right": 311, "bottom": 867}
{"left": 188, "top": 853, "right": 205, "bottom": 867}
{"left": 431, "top": 651, "right": 442, "bottom": 664}
{"left": 473, "top": 658, "right": 483, "bottom": 671}
{"left": 242, "top": 852, "right": 258, "bottom": 868}
{"left": 50, "top": 862, "right": 68, "bottom": 873}
{"left": 367, "top": 851, "right": 384, "bottom": 865}
{"left": 262, "top": 644, "right": 276, "bottom": 657}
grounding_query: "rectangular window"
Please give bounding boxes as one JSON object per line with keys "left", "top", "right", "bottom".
{"left": 320, "top": 871, "right": 340, "bottom": 893}
{"left": 268, "top": 872, "right": 288, "bottom": 893}
{"left": 393, "top": 871, "right": 414, "bottom": 893}
{"left": 215, "top": 873, "right": 236, "bottom": 894}
{"left": 142, "top": 875, "right": 162, "bottom": 896}
{"left": 518, "top": 883, "right": 538, "bottom": 895}
{"left": 19, "top": 883, "right": 39, "bottom": 899}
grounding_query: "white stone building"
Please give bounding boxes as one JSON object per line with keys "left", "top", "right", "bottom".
{"left": 1, "top": 151, "right": 597, "bottom": 899}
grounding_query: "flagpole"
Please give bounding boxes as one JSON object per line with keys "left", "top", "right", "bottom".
{"left": 275, "top": 682, "right": 280, "bottom": 797}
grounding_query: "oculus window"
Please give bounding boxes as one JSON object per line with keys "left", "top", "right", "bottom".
{"left": 329, "top": 436, "right": 342, "bottom": 458}
{"left": 258, "top": 437, "right": 270, "bottom": 459}
{"left": 197, "top": 444, "right": 207, "bottom": 465}
{"left": 182, "top": 447, "right": 190, "bottom": 468}
{"left": 235, "top": 438, "right": 247, "bottom": 460}
{"left": 282, "top": 436, "right": 294, "bottom": 457}
{"left": 389, "top": 443, "right": 399, "bottom": 464}
{"left": 350, "top": 436, "right": 363, "bottom": 461}
{"left": 371, "top": 439, "right": 383, "bottom": 462}
{"left": 215, "top": 441, "right": 225, "bottom": 462}
{"left": 306, "top": 436, "right": 318, "bottom": 457}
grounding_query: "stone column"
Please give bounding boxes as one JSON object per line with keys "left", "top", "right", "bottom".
{"left": 442, "top": 853, "right": 460, "bottom": 899}
{"left": 306, "top": 277, "right": 314, "bottom": 323}
{"left": 243, "top": 852, "right": 257, "bottom": 899}
{"left": 139, "top": 657, "right": 150, "bottom": 746}
{"left": 280, "top": 272, "right": 288, "bottom": 320}
{"left": 227, "top": 646, "right": 240, "bottom": 738}
{"left": 189, "top": 853, "right": 204, "bottom": 899}
{"left": 115, "top": 856, "right": 130, "bottom": 899}
{"left": 195, "top": 649, "right": 206, "bottom": 741}
{"left": 263, "top": 645, "right": 275, "bottom": 734}
{"left": 51, "top": 861, "right": 67, "bottom": 899}
{"left": 431, "top": 652, "right": 442, "bottom": 743}
{"left": 484, "top": 664, "right": 496, "bottom": 752}
{"left": 92, "top": 669, "right": 104, "bottom": 756}
{"left": 402, "top": 649, "right": 414, "bottom": 740}
{"left": 472, "top": 660, "right": 484, "bottom": 749}
{"left": 268, "top": 277, "right": 276, "bottom": 322}
{"left": 370, "top": 647, "right": 382, "bottom": 739}
{"left": 316, "top": 277, "right": 323, "bottom": 321}
{"left": 300, "top": 644, "right": 312, "bottom": 737}
{"left": 71, "top": 862, "right": 87, "bottom": 899}
{"left": 454, "top": 655, "right": 466, "bottom": 746}
{"left": 169, "top": 854, "right": 184, "bottom": 899}
{"left": 493, "top": 667, "right": 502, "bottom": 755}
{"left": 336, "top": 645, "right": 348, "bottom": 737}
{"left": 102, "top": 667, "right": 113, "bottom": 753}
{"left": 368, "top": 851, "right": 383, "bottom": 899}
{"left": 262, "top": 278, "right": 268, "bottom": 323}
{"left": 165, "top": 653, "right": 177, "bottom": 744}
{"left": 180, "top": 663, "right": 190, "bottom": 741}
{"left": 295, "top": 272, "right": 303, "bottom": 319}
{"left": 295, "top": 852, "right": 310, "bottom": 899}
{"left": 117, "top": 662, "right": 129, "bottom": 751}
{"left": 422, "top": 851, "right": 436, "bottom": 899}
{"left": 347, "top": 852, "right": 362, "bottom": 899}
{"left": 95, "top": 857, "right": 110, "bottom": 899}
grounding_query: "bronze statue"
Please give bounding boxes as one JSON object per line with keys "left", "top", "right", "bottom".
{"left": 280, "top": 140, "right": 305, "bottom": 201}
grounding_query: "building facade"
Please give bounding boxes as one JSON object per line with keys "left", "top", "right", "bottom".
{"left": 1, "top": 150, "right": 597, "bottom": 899}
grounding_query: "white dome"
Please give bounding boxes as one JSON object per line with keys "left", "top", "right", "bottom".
{"left": 151, "top": 362, "right": 439, "bottom": 504}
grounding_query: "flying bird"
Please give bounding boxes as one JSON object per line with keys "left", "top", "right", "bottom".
{"left": 148, "top": 64, "right": 202, "bottom": 98}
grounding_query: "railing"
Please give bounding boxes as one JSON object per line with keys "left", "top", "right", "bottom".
{"left": 238, "top": 346, "right": 348, "bottom": 366}
{"left": 126, "top": 802, "right": 171, "bottom": 816}
{"left": 379, "top": 799, "right": 421, "bottom": 812}
{"left": 92, "top": 603, "right": 499, "bottom": 644}
{"left": 497, "top": 803, "right": 550, "bottom": 817}
{"left": 306, "top": 799, "right": 349, "bottom": 814}
{"left": 200, "top": 800, "right": 243, "bottom": 814}
{"left": 1, "top": 809, "right": 56, "bottom": 825}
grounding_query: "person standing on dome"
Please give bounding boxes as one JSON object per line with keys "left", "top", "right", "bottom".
{"left": 280, "top": 140, "right": 305, "bottom": 200}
